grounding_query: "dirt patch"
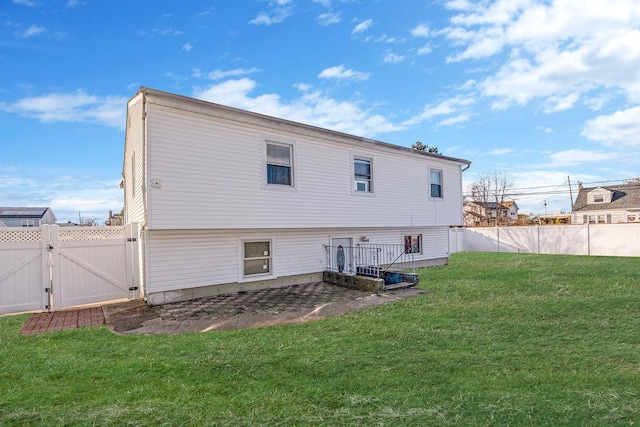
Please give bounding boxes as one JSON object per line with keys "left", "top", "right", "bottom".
{"left": 102, "top": 300, "right": 162, "bottom": 333}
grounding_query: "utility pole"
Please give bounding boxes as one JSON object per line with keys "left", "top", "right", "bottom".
{"left": 568, "top": 175, "right": 573, "bottom": 212}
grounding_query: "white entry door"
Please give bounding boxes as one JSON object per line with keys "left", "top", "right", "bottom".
{"left": 331, "top": 237, "right": 353, "bottom": 274}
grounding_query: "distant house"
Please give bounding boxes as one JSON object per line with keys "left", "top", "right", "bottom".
{"left": 105, "top": 210, "right": 124, "bottom": 226}
{"left": 123, "top": 87, "right": 471, "bottom": 305}
{"left": 464, "top": 200, "right": 519, "bottom": 226}
{"left": 571, "top": 183, "right": 640, "bottom": 224}
{"left": 0, "top": 207, "right": 57, "bottom": 228}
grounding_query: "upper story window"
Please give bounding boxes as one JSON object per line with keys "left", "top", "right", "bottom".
{"left": 588, "top": 188, "right": 611, "bottom": 204}
{"left": 430, "top": 169, "right": 443, "bottom": 198}
{"left": 354, "top": 157, "right": 372, "bottom": 192}
{"left": 21, "top": 220, "right": 35, "bottom": 227}
{"left": 266, "top": 142, "right": 293, "bottom": 186}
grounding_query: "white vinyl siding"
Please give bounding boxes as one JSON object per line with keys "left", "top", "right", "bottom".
{"left": 123, "top": 95, "right": 145, "bottom": 224}
{"left": 144, "top": 226, "right": 450, "bottom": 294}
{"left": 142, "top": 103, "right": 465, "bottom": 230}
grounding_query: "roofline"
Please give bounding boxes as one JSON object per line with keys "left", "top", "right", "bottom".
{"left": 133, "top": 86, "right": 472, "bottom": 167}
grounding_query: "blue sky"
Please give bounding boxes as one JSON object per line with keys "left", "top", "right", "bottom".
{"left": 2, "top": 0, "right": 639, "bottom": 223}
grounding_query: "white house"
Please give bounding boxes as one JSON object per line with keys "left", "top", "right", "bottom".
{"left": 123, "top": 87, "right": 471, "bottom": 305}
{"left": 572, "top": 183, "right": 640, "bottom": 224}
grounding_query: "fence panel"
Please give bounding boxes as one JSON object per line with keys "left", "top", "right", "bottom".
{"left": 52, "top": 226, "right": 136, "bottom": 310}
{"left": 0, "top": 229, "right": 47, "bottom": 314}
{"left": 456, "top": 225, "right": 640, "bottom": 257}
{"left": 0, "top": 224, "right": 139, "bottom": 315}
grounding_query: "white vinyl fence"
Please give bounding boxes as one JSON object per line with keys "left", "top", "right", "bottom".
{"left": 0, "top": 224, "right": 139, "bottom": 315}
{"left": 449, "top": 224, "right": 640, "bottom": 257}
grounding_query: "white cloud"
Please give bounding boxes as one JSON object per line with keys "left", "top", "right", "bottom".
{"left": 441, "top": 0, "right": 640, "bottom": 110}
{"left": 543, "top": 93, "right": 580, "bottom": 113}
{"left": 547, "top": 149, "right": 619, "bottom": 167}
{"left": 488, "top": 148, "right": 514, "bottom": 155}
{"left": 18, "top": 25, "right": 45, "bottom": 38}
{"left": 313, "top": 0, "right": 331, "bottom": 5}
{"left": 403, "top": 96, "right": 475, "bottom": 126}
{"left": 318, "top": 65, "right": 369, "bottom": 81}
{"left": 182, "top": 43, "right": 193, "bottom": 51}
{"left": 0, "top": 91, "right": 127, "bottom": 129}
{"left": 250, "top": 3, "right": 292, "bottom": 26}
{"left": 383, "top": 53, "right": 405, "bottom": 64}
{"left": 206, "top": 67, "right": 262, "bottom": 80}
{"left": 67, "top": 0, "right": 87, "bottom": 7}
{"left": 205, "top": 67, "right": 262, "bottom": 80}
{"left": 582, "top": 106, "right": 640, "bottom": 146}
{"left": 318, "top": 13, "right": 341, "bottom": 25}
{"left": 193, "top": 78, "right": 402, "bottom": 137}
{"left": 352, "top": 19, "right": 373, "bottom": 34}
{"left": 411, "top": 23, "right": 430, "bottom": 38}
{"left": 13, "top": 0, "right": 37, "bottom": 6}
{"left": 437, "top": 113, "right": 471, "bottom": 126}
{"left": 417, "top": 44, "right": 432, "bottom": 55}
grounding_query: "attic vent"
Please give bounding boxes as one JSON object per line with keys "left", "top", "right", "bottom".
{"left": 593, "top": 195, "right": 604, "bottom": 203}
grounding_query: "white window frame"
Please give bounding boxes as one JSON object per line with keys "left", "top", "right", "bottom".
{"left": 240, "top": 238, "right": 275, "bottom": 280}
{"left": 21, "top": 220, "right": 35, "bottom": 227}
{"left": 404, "top": 234, "right": 423, "bottom": 255}
{"left": 352, "top": 155, "right": 374, "bottom": 195}
{"left": 429, "top": 168, "right": 443, "bottom": 199}
{"left": 263, "top": 138, "right": 296, "bottom": 190}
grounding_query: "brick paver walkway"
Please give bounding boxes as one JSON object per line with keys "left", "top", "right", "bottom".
{"left": 155, "top": 282, "right": 368, "bottom": 321}
{"left": 20, "top": 307, "right": 105, "bottom": 335}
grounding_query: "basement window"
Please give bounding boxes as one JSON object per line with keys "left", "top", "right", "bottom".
{"left": 404, "top": 235, "right": 422, "bottom": 254}
{"left": 243, "top": 241, "right": 272, "bottom": 276}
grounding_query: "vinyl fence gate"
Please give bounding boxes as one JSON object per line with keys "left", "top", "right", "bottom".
{"left": 0, "top": 224, "right": 140, "bottom": 315}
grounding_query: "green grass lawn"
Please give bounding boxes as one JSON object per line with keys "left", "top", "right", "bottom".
{"left": 1, "top": 252, "right": 638, "bottom": 426}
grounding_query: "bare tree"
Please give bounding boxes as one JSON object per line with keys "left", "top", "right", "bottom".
{"left": 78, "top": 213, "right": 99, "bottom": 227}
{"left": 465, "top": 170, "right": 515, "bottom": 226}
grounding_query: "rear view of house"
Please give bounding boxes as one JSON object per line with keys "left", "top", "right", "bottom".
{"left": 123, "top": 87, "right": 471, "bottom": 305}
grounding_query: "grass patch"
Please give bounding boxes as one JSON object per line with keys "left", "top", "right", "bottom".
{"left": 1, "top": 252, "right": 638, "bottom": 425}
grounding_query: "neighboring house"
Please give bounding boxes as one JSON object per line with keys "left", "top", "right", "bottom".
{"left": 105, "top": 210, "right": 124, "bottom": 226}
{"left": 464, "top": 200, "right": 519, "bottom": 226}
{"left": 123, "top": 87, "right": 471, "bottom": 305}
{"left": 571, "top": 183, "right": 640, "bottom": 224}
{"left": 0, "top": 207, "right": 57, "bottom": 228}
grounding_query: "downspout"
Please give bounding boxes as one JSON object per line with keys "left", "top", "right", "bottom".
{"left": 460, "top": 161, "right": 472, "bottom": 226}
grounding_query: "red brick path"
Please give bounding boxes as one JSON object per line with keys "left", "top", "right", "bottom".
{"left": 20, "top": 307, "right": 105, "bottom": 335}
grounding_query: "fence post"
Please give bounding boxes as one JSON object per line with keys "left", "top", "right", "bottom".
{"left": 537, "top": 224, "right": 540, "bottom": 254}
{"left": 49, "top": 225, "right": 61, "bottom": 310}
{"left": 125, "top": 223, "right": 141, "bottom": 299}
{"left": 586, "top": 222, "right": 591, "bottom": 256}
{"left": 40, "top": 225, "right": 52, "bottom": 311}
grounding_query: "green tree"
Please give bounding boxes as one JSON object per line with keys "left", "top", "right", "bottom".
{"left": 412, "top": 141, "right": 440, "bottom": 154}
